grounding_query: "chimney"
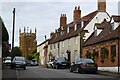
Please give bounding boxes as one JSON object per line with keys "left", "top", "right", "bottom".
{"left": 60, "top": 14, "right": 67, "bottom": 27}
{"left": 73, "top": 6, "right": 81, "bottom": 21}
{"left": 98, "top": 0, "right": 106, "bottom": 12}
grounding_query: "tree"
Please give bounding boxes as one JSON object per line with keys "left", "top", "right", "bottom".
{"left": 11, "top": 46, "right": 22, "bottom": 58}
{"left": 2, "top": 42, "right": 10, "bottom": 57}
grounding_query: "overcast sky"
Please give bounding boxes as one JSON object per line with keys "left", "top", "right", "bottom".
{"left": 1, "top": 0, "right": 119, "bottom": 47}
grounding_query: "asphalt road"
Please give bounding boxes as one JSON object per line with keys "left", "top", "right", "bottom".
{"left": 2, "top": 66, "right": 119, "bottom": 80}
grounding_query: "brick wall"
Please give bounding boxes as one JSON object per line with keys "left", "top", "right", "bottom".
{"left": 82, "top": 39, "right": 119, "bottom": 67}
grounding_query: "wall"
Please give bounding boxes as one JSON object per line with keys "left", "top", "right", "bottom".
{"left": 82, "top": 39, "right": 119, "bottom": 67}
{"left": 84, "top": 12, "right": 110, "bottom": 40}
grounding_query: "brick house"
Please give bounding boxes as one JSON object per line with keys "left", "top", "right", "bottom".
{"left": 82, "top": 16, "right": 120, "bottom": 72}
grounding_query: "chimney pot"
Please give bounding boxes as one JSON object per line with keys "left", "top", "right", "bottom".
{"left": 75, "top": 6, "right": 77, "bottom": 10}
{"left": 78, "top": 6, "right": 80, "bottom": 10}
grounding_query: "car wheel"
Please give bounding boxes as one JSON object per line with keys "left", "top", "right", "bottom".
{"left": 69, "top": 67, "right": 73, "bottom": 72}
{"left": 56, "top": 65, "right": 59, "bottom": 69}
{"left": 23, "top": 66, "right": 26, "bottom": 70}
{"left": 76, "top": 67, "right": 80, "bottom": 73}
{"left": 50, "top": 65, "right": 52, "bottom": 69}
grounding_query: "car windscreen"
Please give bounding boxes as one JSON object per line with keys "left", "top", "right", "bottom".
{"left": 15, "top": 57, "right": 25, "bottom": 61}
{"left": 57, "top": 57, "right": 66, "bottom": 62}
{"left": 82, "top": 59, "right": 94, "bottom": 63}
{"left": 77, "top": 59, "right": 94, "bottom": 64}
{"left": 6, "top": 57, "right": 11, "bottom": 60}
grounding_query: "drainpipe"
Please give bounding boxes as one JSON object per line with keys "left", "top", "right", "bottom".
{"left": 118, "top": 37, "right": 119, "bottom": 74}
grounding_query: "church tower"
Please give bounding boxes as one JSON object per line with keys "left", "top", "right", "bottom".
{"left": 19, "top": 27, "right": 37, "bottom": 59}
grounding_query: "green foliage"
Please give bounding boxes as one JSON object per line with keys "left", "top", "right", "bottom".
{"left": 27, "top": 54, "right": 34, "bottom": 60}
{"left": 11, "top": 46, "right": 22, "bottom": 58}
{"left": 86, "top": 51, "right": 91, "bottom": 58}
{"left": 92, "top": 51, "right": 98, "bottom": 61}
{"left": 2, "top": 42, "right": 10, "bottom": 57}
{"left": 110, "top": 54, "right": 115, "bottom": 62}
{"left": 28, "top": 49, "right": 39, "bottom": 61}
{"left": 2, "top": 21, "right": 9, "bottom": 42}
{"left": 100, "top": 47, "right": 109, "bottom": 63}
{"left": 32, "top": 49, "right": 37, "bottom": 54}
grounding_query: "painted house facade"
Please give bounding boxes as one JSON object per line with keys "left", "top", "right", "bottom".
{"left": 48, "top": 0, "right": 111, "bottom": 63}
{"left": 37, "top": 39, "right": 49, "bottom": 65}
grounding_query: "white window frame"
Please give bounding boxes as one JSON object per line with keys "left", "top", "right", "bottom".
{"left": 74, "top": 24, "right": 77, "bottom": 31}
{"left": 81, "top": 21, "right": 84, "bottom": 28}
{"left": 67, "top": 27, "right": 69, "bottom": 33}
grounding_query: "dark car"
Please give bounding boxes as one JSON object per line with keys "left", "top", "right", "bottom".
{"left": 69, "top": 58, "right": 97, "bottom": 73}
{"left": 11, "top": 56, "right": 26, "bottom": 70}
{"left": 53, "top": 57, "right": 70, "bottom": 69}
{"left": 26, "top": 60, "right": 32, "bottom": 66}
{"left": 30, "top": 59, "right": 38, "bottom": 66}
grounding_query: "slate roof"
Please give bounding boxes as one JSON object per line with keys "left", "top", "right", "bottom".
{"left": 83, "top": 20, "right": 120, "bottom": 47}
{"left": 48, "top": 10, "right": 108, "bottom": 45}
{"left": 112, "top": 15, "right": 120, "bottom": 22}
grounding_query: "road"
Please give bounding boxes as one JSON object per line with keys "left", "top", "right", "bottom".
{"left": 2, "top": 66, "right": 118, "bottom": 80}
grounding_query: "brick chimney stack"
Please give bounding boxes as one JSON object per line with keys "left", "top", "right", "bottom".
{"left": 98, "top": 0, "right": 106, "bottom": 12}
{"left": 73, "top": 6, "right": 81, "bottom": 21}
{"left": 60, "top": 14, "right": 67, "bottom": 27}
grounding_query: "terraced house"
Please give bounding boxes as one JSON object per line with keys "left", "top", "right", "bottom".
{"left": 48, "top": 0, "right": 111, "bottom": 63}
{"left": 82, "top": 16, "right": 120, "bottom": 72}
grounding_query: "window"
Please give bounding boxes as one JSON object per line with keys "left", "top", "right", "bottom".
{"left": 50, "top": 45, "right": 52, "bottom": 50}
{"left": 111, "top": 45, "right": 116, "bottom": 57}
{"left": 67, "top": 27, "right": 69, "bottom": 33}
{"left": 74, "top": 24, "right": 77, "bottom": 31}
{"left": 111, "top": 22, "right": 114, "bottom": 30}
{"left": 81, "top": 21, "right": 84, "bottom": 28}
{"left": 54, "top": 44, "right": 56, "bottom": 49}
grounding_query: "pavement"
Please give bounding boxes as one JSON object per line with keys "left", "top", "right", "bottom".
{"left": 40, "top": 65, "right": 120, "bottom": 78}
{"left": 98, "top": 70, "right": 120, "bottom": 78}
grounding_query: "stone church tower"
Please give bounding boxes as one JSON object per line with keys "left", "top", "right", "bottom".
{"left": 19, "top": 27, "right": 37, "bottom": 59}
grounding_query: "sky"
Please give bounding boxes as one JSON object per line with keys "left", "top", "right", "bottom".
{"left": 0, "top": 0, "right": 119, "bottom": 47}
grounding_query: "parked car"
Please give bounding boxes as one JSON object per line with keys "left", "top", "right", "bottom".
{"left": 53, "top": 57, "right": 70, "bottom": 69}
{"left": 46, "top": 59, "right": 55, "bottom": 68}
{"left": 26, "top": 60, "right": 32, "bottom": 66}
{"left": 11, "top": 56, "right": 26, "bottom": 70}
{"left": 30, "top": 59, "right": 38, "bottom": 66}
{"left": 4, "top": 56, "right": 12, "bottom": 66}
{"left": 69, "top": 58, "right": 98, "bottom": 73}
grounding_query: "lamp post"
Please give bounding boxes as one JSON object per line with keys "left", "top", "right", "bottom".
{"left": 118, "top": 37, "right": 120, "bottom": 75}
{"left": 12, "top": 8, "right": 15, "bottom": 51}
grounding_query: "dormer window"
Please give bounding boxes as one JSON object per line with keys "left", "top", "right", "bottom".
{"left": 67, "top": 27, "right": 69, "bottom": 33}
{"left": 94, "top": 29, "right": 102, "bottom": 36}
{"left": 111, "top": 22, "right": 114, "bottom": 30}
{"left": 74, "top": 24, "right": 77, "bottom": 31}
